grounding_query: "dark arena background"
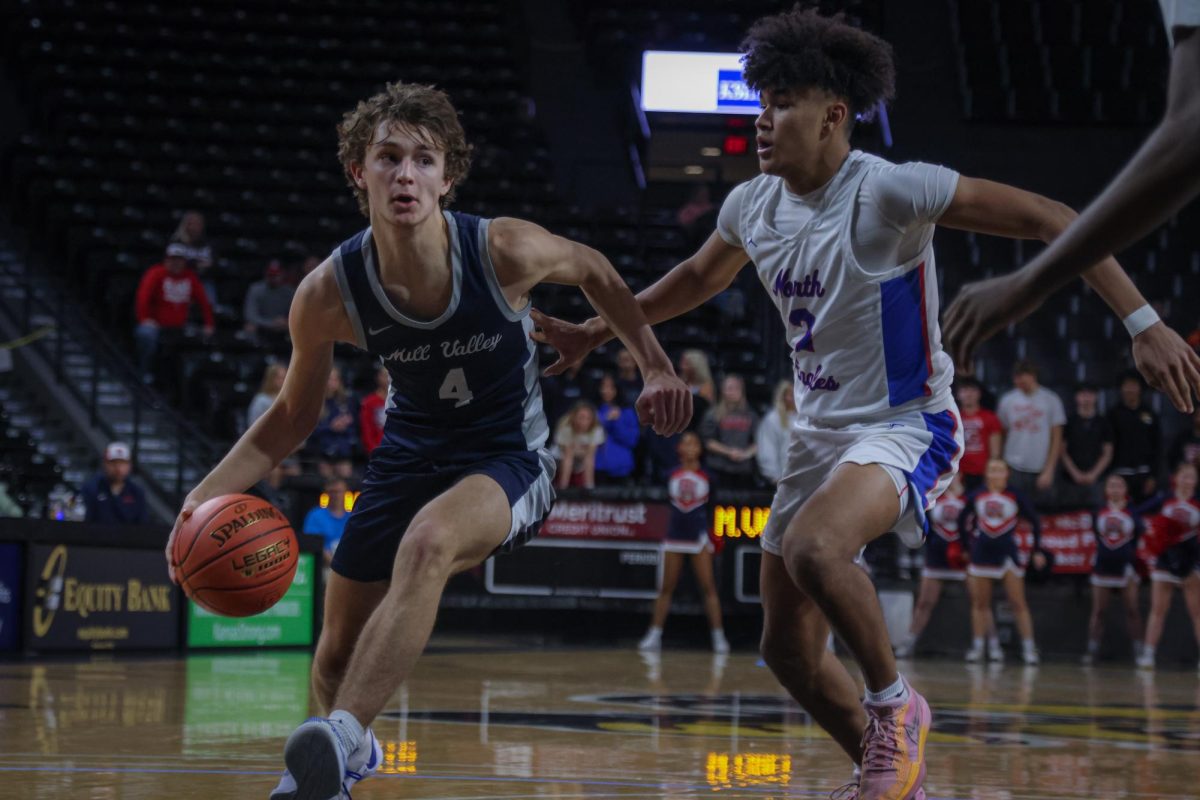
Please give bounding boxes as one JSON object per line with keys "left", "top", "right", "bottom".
{"left": 1, "top": 1, "right": 1200, "bottom": 798}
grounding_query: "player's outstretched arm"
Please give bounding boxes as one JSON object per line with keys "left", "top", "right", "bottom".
{"left": 164, "top": 263, "right": 348, "bottom": 582}
{"left": 529, "top": 230, "right": 748, "bottom": 375}
{"left": 489, "top": 217, "right": 694, "bottom": 435}
{"left": 939, "top": 176, "right": 1200, "bottom": 412}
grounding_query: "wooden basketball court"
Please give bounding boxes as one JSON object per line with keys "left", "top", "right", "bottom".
{"left": 1, "top": 641, "right": 1197, "bottom": 799}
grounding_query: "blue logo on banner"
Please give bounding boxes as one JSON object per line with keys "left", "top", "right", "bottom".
{"left": 716, "top": 70, "right": 758, "bottom": 110}
{"left": 0, "top": 543, "right": 20, "bottom": 651}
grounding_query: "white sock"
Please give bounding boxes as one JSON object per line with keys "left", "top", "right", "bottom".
{"left": 711, "top": 628, "right": 727, "bottom": 642}
{"left": 1143, "top": 644, "right": 1155, "bottom": 659}
{"left": 864, "top": 675, "right": 909, "bottom": 705}
{"left": 971, "top": 637, "right": 984, "bottom": 651}
{"left": 646, "top": 626, "right": 662, "bottom": 636}
{"left": 987, "top": 635, "right": 1000, "bottom": 649}
{"left": 1022, "top": 638, "right": 1037, "bottom": 655}
{"left": 1086, "top": 639, "right": 1100, "bottom": 655}
{"left": 329, "top": 710, "right": 365, "bottom": 752}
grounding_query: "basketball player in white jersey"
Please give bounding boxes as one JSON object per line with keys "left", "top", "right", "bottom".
{"left": 531, "top": 8, "right": 1189, "bottom": 799}
{"left": 945, "top": 1, "right": 1200, "bottom": 411}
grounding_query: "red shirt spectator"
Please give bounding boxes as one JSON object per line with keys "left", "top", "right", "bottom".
{"left": 136, "top": 244, "right": 214, "bottom": 330}
{"left": 359, "top": 365, "right": 390, "bottom": 454}
{"left": 956, "top": 379, "right": 1002, "bottom": 488}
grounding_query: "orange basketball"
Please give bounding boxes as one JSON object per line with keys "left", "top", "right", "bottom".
{"left": 174, "top": 493, "right": 298, "bottom": 617}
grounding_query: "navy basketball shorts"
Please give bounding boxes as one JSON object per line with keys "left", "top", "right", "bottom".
{"left": 331, "top": 447, "right": 556, "bottom": 583}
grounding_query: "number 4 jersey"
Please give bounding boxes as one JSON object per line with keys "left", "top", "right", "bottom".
{"left": 717, "top": 150, "right": 959, "bottom": 428}
{"left": 331, "top": 210, "right": 549, "bottom": 461}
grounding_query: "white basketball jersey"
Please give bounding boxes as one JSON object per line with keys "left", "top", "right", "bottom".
{"left": 725, "top": 151, "right": 955, "bottom": 427}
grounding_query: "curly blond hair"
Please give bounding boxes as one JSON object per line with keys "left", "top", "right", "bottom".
{"left": 336, "top": 82, "right": 473, "bottom": 217}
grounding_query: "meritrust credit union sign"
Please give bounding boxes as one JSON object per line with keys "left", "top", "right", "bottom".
{"left": 25, "top": 544, "right": 180, "bottom": 650}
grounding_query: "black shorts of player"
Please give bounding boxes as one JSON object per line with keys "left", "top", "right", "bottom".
{"left": 1155, "top": 538, "right": 1200, "bottom": 581}
{"left": 331, "top": 447, "right": 556, "bottom": 583}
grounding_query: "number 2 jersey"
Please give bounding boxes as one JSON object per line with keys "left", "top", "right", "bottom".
{"left": 330, "top": 210, "right": 549, "bottom": 463}
{"left": 717, "top": 150, "right": 959, "bottom": 428}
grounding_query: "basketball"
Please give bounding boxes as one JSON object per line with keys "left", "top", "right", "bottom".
{"left": 173, "top": 494, "right": 299, "bottom": 617}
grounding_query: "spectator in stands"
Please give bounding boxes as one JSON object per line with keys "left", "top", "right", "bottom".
{"left": 1168, "top": 406, "right": 1200, "bottom": 472}
{"left": 996, "top": 360, "right": 1065, "bottom": 506}
{"left": 956, "top": 377, "right": 1003, "bottom": 493}
{"left": 541, "top": 362, "right": 592, "bottom": 435}
{"left": 171, "top": 210, "right": 216, "bottom": 305}
{"left": 676, "top": 183, "right": 718, "bottom": 253}
{"left": 554, "top": 401, "right": 603, "bottom": 489}
{"left": 679, "top": 349, "right": 715, "bottom": 427}
{"left": 0, "top": 480, "right": 23, "bottom": 518}
{"left": 1059, "top": 383, "right": 1114, "bottom": 507}
{"left": 81, "top": 442, "right": 147, "bottom": 525}
{"left": 756, "top": 380, "right": 796, "bottom": 485}
{"left": 359, "top": 364, "right": 390, "bottom": 455}
{"left": 255, "top": 460, "right": 295, "bottom": 524}
{"left": 246, "top": 362, "right": 286, "bottom": 431}
{"left": 243, "top": 260, "right": 295, "bottom": 341}
{"left": 303, "top": 477, "right": 352, "bottom": 566}
{"left": 134, "top": 242, "right": 214, "bottom": 382}
{"left": 614, "top": 348, "right": 643, "bottom": 408}
{"left": 594, "top": 373, "right": 639, "bottom": 484}
{"left": 637, "top": 431, "right": 729, "bottom": 654}
{"left": 310, "top": 366, "right": 358, "bottom": 479}
{"left": 1109, "top": 370, "right": 1162, "bottom": 503}
{"left": 700, "top": 374, "right": 760, "bottom": 491}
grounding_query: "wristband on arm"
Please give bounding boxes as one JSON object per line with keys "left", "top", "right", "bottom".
{"left": 1123, "top": 304, "right": 1160, "bottom": 338}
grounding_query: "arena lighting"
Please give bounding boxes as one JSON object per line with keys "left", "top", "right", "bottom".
{"left": 700, "top": 146, "right": 721, "bottom": 157}
{"left": 683, "top": 165, "right": 704, "bottom": 175}
{"left": 318, "top": 491, "right": 360, "bottom": 511}
{"left": 722, "top": 134, "right": 749, "bottom": 155}
{"left": 640, "top": 50, "right": 758, "bottom": 115}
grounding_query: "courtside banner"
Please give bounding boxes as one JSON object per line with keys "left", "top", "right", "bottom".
{"left": 0, "top": 543, "right": 21, "bottom": 651}
{"left": 24, "top": 543, "right": 178, "bottom": 650}
{"left": 538, "top": 500, "right": 670, "bottom": 542}
{"left": 1015, "top": 511, "right": 1097, "bottom": 574}
{"left": 186, "top": 552, "right": 314, "bottom": 648}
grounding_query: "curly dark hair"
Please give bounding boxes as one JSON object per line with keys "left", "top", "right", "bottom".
{"left": 740, "top": 5, "right": 895, "bottom": 120}
{"left": 336, "top": 81, "right": 473, "bottom": 216}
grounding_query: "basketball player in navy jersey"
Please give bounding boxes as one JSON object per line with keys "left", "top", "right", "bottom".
{"left": 163, "top": 82, "right": 691, "bottom": 800}
{"left": 1083, "top": 473, "right": 1144, "bottom": 666}
{"left": 533, "top": 8, "right": 1187, "bottom": 798}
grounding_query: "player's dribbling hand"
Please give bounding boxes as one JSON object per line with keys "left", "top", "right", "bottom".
{"left": 529, "top": 309, "right": 595, "bottom": 376}
{"left": 1131, "top": 322, "right": 1200, "bottom": 414}
{"left": 165, "top": 497, "right": 200, "bottom": 585}
{"left": 943, "top": 271, "right": 1040, "bottom": 374}
{"left": 635, "top": 371, "right": 692, "bottom": 436}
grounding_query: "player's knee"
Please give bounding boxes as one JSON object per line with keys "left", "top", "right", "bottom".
{"left": 394, "top": 521, "right": 454, "bottom": 582}
{"left": 781, "top": 534, "right": 837, "bottom": 590}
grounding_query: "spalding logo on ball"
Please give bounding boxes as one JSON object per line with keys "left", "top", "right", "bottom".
{"left": 173, "top": 494, "right": 299, "bottom": 617}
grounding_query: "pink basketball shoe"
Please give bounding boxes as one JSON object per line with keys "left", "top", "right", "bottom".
{"left": 857, "top": 678, "right": 930, "bottom": 800}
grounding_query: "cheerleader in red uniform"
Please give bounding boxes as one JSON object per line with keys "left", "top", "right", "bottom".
{"left": 1082, "top": 474, "right": 1144, "bottom": 665}
{"left": 1137, "top": 461, "right": 1200, "bottom": 670}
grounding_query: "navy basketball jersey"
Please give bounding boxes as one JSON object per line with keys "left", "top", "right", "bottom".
{"left": 331, "top": 211, "right": 548, "bottom": 461}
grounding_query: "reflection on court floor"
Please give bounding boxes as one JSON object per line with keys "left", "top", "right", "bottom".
{"left": 1, "top": 644, "right": 1198, "bottom": 799}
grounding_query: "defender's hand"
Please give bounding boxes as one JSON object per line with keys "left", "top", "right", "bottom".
{"left": 943, "top": 271, "right": 1040, "bottom": 374}
{"left": 529, "top": 309, "right": 597, "bottom": 376}
{"left": 635, "top": 372, "right": 692, "bottom": 436}
{"left": 1131, "top": 322, "right": 1200, "bottom": 413}
{"left": 165, "top": 496, "right": 201, "bottom": 585}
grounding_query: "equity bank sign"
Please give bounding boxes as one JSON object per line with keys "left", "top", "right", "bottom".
{"left": 26, "top": 544, "right": 179, "bottom": 651}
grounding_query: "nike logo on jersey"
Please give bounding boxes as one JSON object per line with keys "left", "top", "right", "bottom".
{"left": 368, "top": 324, "right": 394, "bottom": 335}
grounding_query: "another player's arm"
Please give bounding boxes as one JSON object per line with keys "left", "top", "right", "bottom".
{"left": 948, "top": 32, "right": 1200, "bottom": 334}
{"left": 163, "top": 262, "right": 351, "bottom": 581}
{"left": 938, "top": 177, "right": 1200, "bottom": 412}
{"left": 489, "top": 217, "right": 693, "bottom": 435}
{"left": 530, "top": 230, "right": 750, "bottom": 373}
